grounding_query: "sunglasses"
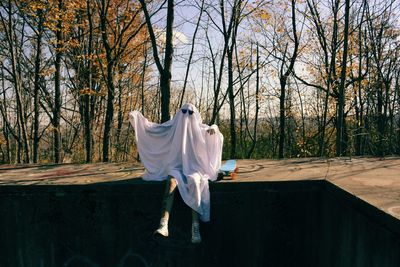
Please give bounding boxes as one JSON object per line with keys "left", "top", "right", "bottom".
{"left": 181, "top": 109, "right": 194, "bottom": 115}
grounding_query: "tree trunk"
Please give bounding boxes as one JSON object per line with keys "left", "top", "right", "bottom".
{"left": 6, "top": 0, "right": 30, "bottom": 163}
{"left": 0, "top": 66, "right": 11, "bottom": 163}
{"left": 227, "top": 48, "right": 236, "bottom": 158}
{"left": 53, "top": 0, "right": 63, "bottom": 163}
{"left": 84, "top": 0, "right": 93, "bottom": 163}
{"left": 159, "top": 72, "right": 171, "bottom": 123}
{"left": 160, "top": 0, "right": 174, "bottom": 122}
{"left": 141, "top": 43, "right": 147, "bottom": 115}
{"left": 336, "top": 0, "right": 350, "bottom": 156}
{"left": 209, "top": 0, "right": 236, "bottom": 125}
{"left": 100, "top": 0, "right": 115, "bottom": 162}
{"left": 102, "top": 59, "right": 115, "bottom": 162}
{"left": 33, "top": 9, "right": 43, "bottom": 163}
{"left": 278, "top": 0, "right": 299, "bottom": 159}
{"left": 116, "top": 73, "right": 123, "bottom": 159}
{"left": 247, "top": 43, "right": 260, "bottom": 158}
{"left": 278, "top": 76, "right": 286, "bottom": 159}
{"left": 355, "top": 16, "right": 365, "bottom": 156}
{"left": 139, "top": 0, "right": 174, "bottom": 123}
{"left": 397, "top": 73, "right": 400, "bottom": 154}
{"left": 376, "top": 81, "right": 384, "bottom": 156}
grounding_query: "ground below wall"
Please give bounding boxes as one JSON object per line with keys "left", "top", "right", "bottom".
{"left": 0, "top": 179, "right": 399, "bottom": 267}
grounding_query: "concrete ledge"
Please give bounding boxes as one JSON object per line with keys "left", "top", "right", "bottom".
{"left": 0, "top": 158, "right": 399, "bottom": 266}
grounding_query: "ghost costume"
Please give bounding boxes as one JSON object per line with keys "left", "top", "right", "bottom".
{"left": 129, "top": 103, "right": 223, "bottom": 222}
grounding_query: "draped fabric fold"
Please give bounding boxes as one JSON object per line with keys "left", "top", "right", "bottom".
{"left": 129, "top": 103, "right": 223, "bottom": 221}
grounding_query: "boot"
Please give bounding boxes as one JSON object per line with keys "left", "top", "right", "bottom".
{"left": 191, "top": 222, "right": 201, "bottom": 243}
{"left": 154, "top": 218, "right": 169, "bottom": 237}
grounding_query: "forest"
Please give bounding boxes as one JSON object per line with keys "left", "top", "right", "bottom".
{"left": 0, "top": 0, "right": 399, "bottom": 164}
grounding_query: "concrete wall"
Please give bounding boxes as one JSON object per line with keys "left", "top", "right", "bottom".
{"left": 0, "top": 180, "right": 399, "bottom": 267}
{"left": 317, "top": 182, "right": 400, "bottom": 267}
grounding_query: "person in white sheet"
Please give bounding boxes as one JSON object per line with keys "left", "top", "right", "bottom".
{"left": 128, "top": 103, "right": 223, "bottom": 243}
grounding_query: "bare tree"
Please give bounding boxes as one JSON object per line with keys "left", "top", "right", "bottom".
{"left": 140, "top": 0, "right": 175, "bottom": 123}
{"left": 179, "top": 0, "right": 205, "bottom": 107}
{"left": 365, "top": 0, "right": 399, "bottom": 156}
{"left": 278, "top": 0, "right": 300, "bottom": 158}
{"left": 53, "top": 0, "right": 63, "bottom": 163}
{"left": 205, "top": 0, "right": 245, "bottom": 158}
{"left": 0, "top": 0, "right": 30, "bottom": 163}
{"left": 18, "top": 1, "right": 45, "bottom": 163}
{"left": 98, "top": 0, "right": 147, "bottom": 161}
{"left": 84, "top": 0, "right": 94, "bottom": 163}
{"left": 247, "top": 42, "right": 260, "bottom": 158}
{"left": 336, "top": 0, "right": 350, "bottom": 156}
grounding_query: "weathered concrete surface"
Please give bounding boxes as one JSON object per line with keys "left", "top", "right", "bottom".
{"left": 237, "top": 157, "right": 400, "bottom": 221}
{"left": 0, "top": 158, "right": 399, "bottom": 266}
{"left": 1, "top": 157, "right": 399, "bottom": 220}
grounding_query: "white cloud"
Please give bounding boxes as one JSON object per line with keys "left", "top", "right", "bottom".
{"left": 155, "top": 29, "right": 188, "bottom": 46}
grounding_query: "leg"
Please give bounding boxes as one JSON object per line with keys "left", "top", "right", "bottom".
{"left": 191, "top": 209, "right": 199, "bottom": 224}
{"left": 161, "top": 176, "right": 178, "bottom": 221}
{"left": 155, "top": 176, "right": 177, "bottom": 237}
{"left": 191, "top": 209, "right": 201, "bottom": 243}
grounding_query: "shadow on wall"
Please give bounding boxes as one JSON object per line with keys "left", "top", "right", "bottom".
{"left": 0, "top": 180, "right": 399, "bottom": 267}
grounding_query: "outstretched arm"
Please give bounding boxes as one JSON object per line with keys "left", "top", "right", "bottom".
{"left": 202, "top": 124, "right": 218, "bottom": 135}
